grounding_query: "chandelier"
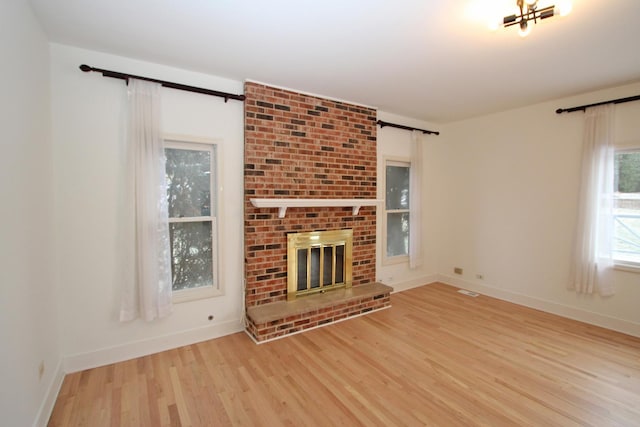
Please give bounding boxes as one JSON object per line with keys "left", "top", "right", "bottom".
{"left": 503, "top": 0, "right": 572, "bottom": 37}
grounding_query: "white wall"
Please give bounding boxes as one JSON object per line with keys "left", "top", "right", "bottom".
{"left": 0, "top": 1, "right": 61, "bottom": 426}
{"left": 439, "top": 82, "right": 640, "bottom": 336}
{"left": 376, "top": 111, "right": 444, "bottom": 291}
{"left": 50, "top": 45, "right": 245, "bottom": 372}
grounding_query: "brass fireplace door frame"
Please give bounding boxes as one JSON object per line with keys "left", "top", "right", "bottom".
{"left": 287, "top": 229, "right": 353, "bottom": 300}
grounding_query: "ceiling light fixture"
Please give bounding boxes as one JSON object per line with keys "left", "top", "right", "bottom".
{"left": 502, "top": 0, "right": 571, "bottom": 37}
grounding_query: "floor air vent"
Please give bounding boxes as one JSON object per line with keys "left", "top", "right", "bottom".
{"left": 457, "top": 289, "right": 479, "bottom": 297}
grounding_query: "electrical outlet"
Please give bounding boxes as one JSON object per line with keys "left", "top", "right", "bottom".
{"left": 476, "top": 274, "right": 484, "bottom": 280}
{"left": 38, "top": 361, "right": 45, "bottom": 381}
{"left": 454, "top": 267, "right": 463, "bottom": 275}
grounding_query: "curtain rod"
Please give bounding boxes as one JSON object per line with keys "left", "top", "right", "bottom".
{"left": 376, "top": 119, "right": 440, "bottom": 135}
{"left": 79, "top": 64, "right": 246, "bottom": 102}
{"left": 555, "top": 94, "right": 640, "bottom": 114}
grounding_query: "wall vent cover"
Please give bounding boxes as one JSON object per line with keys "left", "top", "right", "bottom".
{"left": 457, "top": 289, "right": 479, "bottom": 297}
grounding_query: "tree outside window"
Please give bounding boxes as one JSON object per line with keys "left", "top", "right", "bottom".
{"left": 165, "top": 139, "right": 220, "bottom": 300}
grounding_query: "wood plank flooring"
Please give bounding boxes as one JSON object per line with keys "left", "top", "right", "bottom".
{"left": 48, "top": 283, "right": 640, "bottom": 426}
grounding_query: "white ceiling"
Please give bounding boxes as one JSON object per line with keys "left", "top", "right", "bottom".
{"left": 29, "top": 0, "right": 640, "bottom": 123}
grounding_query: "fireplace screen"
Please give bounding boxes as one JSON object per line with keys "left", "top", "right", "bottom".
{"left": 287, "top": 229, "right": 353, "bottom": 300}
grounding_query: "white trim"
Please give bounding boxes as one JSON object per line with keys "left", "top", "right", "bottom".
{"left": 615, "top": 146, "right": 640, "bottom": 154}
{"left": 613, "top": 262, "right": 640, "bottom": 273}
{"left": 168, "top": 216, "right": 214, "bottom": 223}
{"left": 63, "top": 318, "right": 244, "bottom": 373}
{"left": 437, "top": 274, "right": 640, "bottom": 338}
{"left": 386, "top": 159, "right": 410, "bottom": 168}
{"left": 246, "top": 305, "right": 392, "bottom": 344}
{"left": 164, "top": 133, "right": 220, "bottom": 146}
{"left": 383, "top": 254, "right": 410, "bottom": 266}
{"left": 33, "top": 359, "right": 65, "bottom": 427}
{"left": 244, "top": 79, "right": 377, "bottom": 111}
{"left": 172, "top": 284, "right": 223, "bottom": 304}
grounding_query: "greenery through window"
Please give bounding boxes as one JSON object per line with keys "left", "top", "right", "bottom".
{"left": 385, "top": 161, "right": 410, "bottom": 259}
{"left": 613, "top": 149, "right": 640, "bottom": 265}
{"left": 165, "top": 141, "right": 218, "bottom": 293}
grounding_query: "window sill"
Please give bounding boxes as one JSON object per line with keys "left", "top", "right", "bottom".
{"left": 172, "top": 286, "right": 222, "bottom": 303}
{"left": 613, "top": 262, "right": 640, "bottom": 274}
{"left": 382, "top": 254, "right": 409, "bottom": 266}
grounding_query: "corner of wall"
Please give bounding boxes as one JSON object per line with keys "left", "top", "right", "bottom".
{"left": 33, "top": 359, "right": 65, "bottom": 427}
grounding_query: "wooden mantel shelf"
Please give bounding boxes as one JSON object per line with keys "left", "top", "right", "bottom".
{"left": 250, "top": 198, "right": 383, "bottom": 218}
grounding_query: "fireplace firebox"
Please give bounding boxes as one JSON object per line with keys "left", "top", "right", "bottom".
{"left": 287, "top": 229, "right": 353, "bottom": 300}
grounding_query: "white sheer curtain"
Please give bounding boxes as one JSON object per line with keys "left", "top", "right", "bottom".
{"left": 409, "top": 130, "right": 424, "bottom": 269}
{"left": 569, "top": 104, "right": 615, "bottom": 296}
{"left": 120, "top": 79, "right": 173, "bottom": 321}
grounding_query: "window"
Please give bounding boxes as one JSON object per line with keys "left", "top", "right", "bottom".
{"left": 165, "top": 138, "right": 220, "bottom": 301}
{"left": 613, "top": 149, "right": 640, "bottom": 267}
{"left": 384, "top": 160, "right": 410, "bottom": 261}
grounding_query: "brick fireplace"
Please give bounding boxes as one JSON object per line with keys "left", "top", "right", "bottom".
{"left": 243, "top": 82, "right": 392, "bottom": 342}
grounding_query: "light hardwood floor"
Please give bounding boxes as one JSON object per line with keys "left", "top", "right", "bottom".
{"left": 48, "top": 283, "right": 640, "bottom": 426}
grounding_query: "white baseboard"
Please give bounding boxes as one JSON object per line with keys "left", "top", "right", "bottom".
{"left": 64, "top": 318, "right": 244, "bottom": 373}
{"left": 385, "top": 274, "right": 439, "bottom": 293}
{"left": 33, "top": 359, "right": 65, "bottom": 427}
{"left": 437, "top": 274, "right": 640, "bottom": 338}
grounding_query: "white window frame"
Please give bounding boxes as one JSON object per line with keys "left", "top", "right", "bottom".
{"left": 165, "top": 134, "right": 224, "bottom": 303}
{"left": 383, "top": 157, "right": 411, "bottom": 265}
{"left": 613, "top": 146, "right": 640, "bottom": 272}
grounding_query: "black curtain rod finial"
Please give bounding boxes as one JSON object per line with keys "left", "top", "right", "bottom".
{"left": 79, "top": 63, "right": 245, "bottom": 102}
{"left": 376, "top": 119, "right": 439, "bottom": 136}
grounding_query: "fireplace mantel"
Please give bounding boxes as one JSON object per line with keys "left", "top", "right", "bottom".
{"left": 250, "top": 198, "right": 383, "bottom": 218}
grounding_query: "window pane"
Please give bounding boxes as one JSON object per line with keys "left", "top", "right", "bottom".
{"left": 387, "top": 212, "right": 410, "bottom": 257}
{"left": 613, "top": 151, "right": 640, "bottom": 263}
{"left": 170, "top": 221, "right": 213, "bottom": 290}
{"left": 386, "top": 165, "right": 410, "bottom": 210}
{"left": 166, "top": 148, "right": 213, "bottom": 218}
{"left": 615, "top": 151, "right": 640, "bottom": 193}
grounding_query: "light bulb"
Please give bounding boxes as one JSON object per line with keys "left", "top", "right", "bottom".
{"left": 525, "top": 0, "right": 537, "bottom": 6}
{"left": 557, "top": 0, "right": 572, "bottom": 16}
{"left": 488, "top": 17, "right": 502, "bottom": 31}
{"left": 518, "top": 20, "right": 531, "bottom": 37}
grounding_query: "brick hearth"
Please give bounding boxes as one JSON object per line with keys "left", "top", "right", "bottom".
{"left": 246, "top": 282, "right": 392, "bottom": 342}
